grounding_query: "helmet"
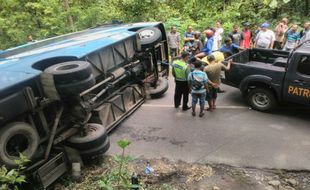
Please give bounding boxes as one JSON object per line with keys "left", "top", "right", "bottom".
{"left": 204, "top": 29, "right": 214, "bottom": 37}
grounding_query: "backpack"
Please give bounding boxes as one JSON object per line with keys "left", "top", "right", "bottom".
{"left": 191, "top": 72, "right": 203, "bottom": 90}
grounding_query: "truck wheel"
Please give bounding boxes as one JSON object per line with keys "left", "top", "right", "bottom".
{"left": 79, "top": 138, "right": 110, "bottom": 159}
{"left": 56, "top": 74, "right": 95, "bottom": 97}
{"left": 44, "top": 61, "right": 92, "bottom": 84}
{"left": 0, "top": 122, "right": 39, "bottom": 168}
{"left": 137, "top": 27, "right": 162, "bottom": 48}
{"left": 148, "top": 77, "right": 169, "bottom": 99}
{"left": 66, "top": 123, "right": 108, "bottom": 150}
{"left": 247, "top": 88, "right": 277, "bottom": 112}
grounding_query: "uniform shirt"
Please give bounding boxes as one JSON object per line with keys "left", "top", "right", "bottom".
{"left": 188, "top": 70, "right": 208, "bottom": 94}
{"left": 255, "top": 30, "right": 275, "bottom": 48}
{"left": 172, "top": 60, "right": 190, "bottom": 81}
{"left": 167, "top": 32, "right": 181, "bottom": 49}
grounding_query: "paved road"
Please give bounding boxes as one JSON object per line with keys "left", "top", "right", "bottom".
{"left": 109, "top": 77, "right": 310, "bottom": 170}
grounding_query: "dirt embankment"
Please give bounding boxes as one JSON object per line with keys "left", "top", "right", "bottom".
{"left": 55, "top": 156, "right": 310, "bottom": 190}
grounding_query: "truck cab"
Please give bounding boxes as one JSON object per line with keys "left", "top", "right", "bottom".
{"left": 283, "top": 44, "right": 310, "bottom": 105}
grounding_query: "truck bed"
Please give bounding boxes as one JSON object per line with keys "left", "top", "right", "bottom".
{"left": 224, "top": 48, "right": 288, "bottom": 87}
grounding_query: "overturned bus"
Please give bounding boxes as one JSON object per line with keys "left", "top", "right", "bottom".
{"left": 0, "top": 22, "right": 169, "bottom": 188}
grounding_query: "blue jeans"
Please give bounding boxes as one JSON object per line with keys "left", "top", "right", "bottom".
{"left": 192, "top": 92, "right": 206, "bottom": 107}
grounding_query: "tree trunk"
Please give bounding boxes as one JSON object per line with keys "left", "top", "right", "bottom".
{"left": 306, "top": 0, "right": 310, "bottom": 16}
{"left": 63, "top": 0, "right": 74, "bottom": 31}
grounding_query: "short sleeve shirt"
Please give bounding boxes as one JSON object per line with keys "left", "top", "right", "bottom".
{"left": 255, "top": 30, "right": 275, "bottom": 48}
{"left": 229, "top": 32, "right": 243, "bottom": 46}
{"left": 167, "top": 32, "right": 181, "bottom": 49}
{"left": 188, "top": 70, "right": 208, "bottom": 94}
{"left": 184, "top": 32, "right": 194, "bottom": 46}
{"left": 204, "top": 63, "right": 228, "bottom": 84}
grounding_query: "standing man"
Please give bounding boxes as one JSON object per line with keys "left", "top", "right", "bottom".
{"left": 195, "top": 29, "right": 215, "bottom": 58}
{"left": 274, "top": 18, "right": 289, "bottom": 49}
{"left": 240, "top": 22, "right": 252, "bottom": 48}
{"left": 283, "top": 24, "right": 300, "bottom": 51}
{"left": 167, "top": 26, "right": 181, "bottom": 60}
{"left": 204, "top": 55, "right": 233, "bottom": 111}
{"left": 172, "top": 51, "right": 191, "bottom": 111}
{"left": 188, "top": 60, "right": 210, "bottom": 117}
{"left": 229, "top": 25, "right": 243, "bottom": 46}
{"left": 300, "top": 21, "right": 310, "bottom": 43}
{"left": 254, "top": 22, "right": 275, "bottom": 49}
{"left": 184, "top": 25, "right": 195, "bottom": 48}
{"left": 213, "top": 21, "right": 224, "bottom": 51}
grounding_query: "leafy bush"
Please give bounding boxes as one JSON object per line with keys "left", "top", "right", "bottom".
{"left": 98, "top": 139, "right": 138, "bottom": 190}
{"left": 0, "top": 153, "right": 30, "bottom": 190}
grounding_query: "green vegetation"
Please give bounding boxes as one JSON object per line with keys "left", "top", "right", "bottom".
{"left": 0, "top": 0, "right": 309, "bottom": 49}
{"left": 98, "top": 139, "right": 137, "bottom": 190}
{"left": 0, "top": 153, "right": 30, "bottom": 190}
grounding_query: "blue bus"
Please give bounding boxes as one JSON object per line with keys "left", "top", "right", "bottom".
{"left": 0, "top": 22, "right": 169, "bottom": 188}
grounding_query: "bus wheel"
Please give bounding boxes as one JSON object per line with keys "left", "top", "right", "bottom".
{"left": 0, "top": 122, "right": 39, "bottom": 168}
{"left": 137, "top": 27, "right": 162, "bottom": 49}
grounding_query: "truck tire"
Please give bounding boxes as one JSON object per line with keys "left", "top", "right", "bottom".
{"left": 148, "top": 77, "right": 169, "bottom": 99}
{"left": 79, "top": 138, "right": 110, "bottom": 159}
{"left": 0, "top": 122, "right": 39, "bottom": 168}
{"left": 66, "top": 123, "right": 107, "bottom": 150}
{"left": 247, "top": 88, "right": 277, "bottom": 112}
{"left": 44, "top": 61, "right": 92, "bottom": 84}
{"left": 56, "top": 74, "right": 95, "bottom": 97}
{"left": 137, "top": 27, "right": 162, "bottom": 48}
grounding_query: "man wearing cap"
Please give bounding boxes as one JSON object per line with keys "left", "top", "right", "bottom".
{"left": 254, "top": 22, "right": 275, "bottom": 49}
{"left": 195, "top": 29, "right": 215, "bottom": 58}
{"left": 172, "top": 51, "right": 191, "bottom": 111}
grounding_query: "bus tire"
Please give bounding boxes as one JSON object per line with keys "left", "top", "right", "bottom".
{"left": 148, "top": 77, "right": 169, "bottom": 99}
{"left": 80, "top": 138, "right": 110, "bottom": 159}
{"left": 0, "top": 122, "right": 39, "bottom": 168}
{"left": 137, "top": 27, "right": 162, "bottom": 48}
{"left": 66, "top": 123, "right": 108, "bottom": 150}
{"left": 44, "top": 61, "right": 92, "bottom": 84}
{"left": 56, "top": 74, "right": 95, "bottom": 97}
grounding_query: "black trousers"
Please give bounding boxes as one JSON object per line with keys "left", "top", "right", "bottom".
{"left": 174, "top": 80, "right": 189, "bottom": 109}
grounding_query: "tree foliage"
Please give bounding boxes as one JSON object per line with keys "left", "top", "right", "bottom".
{"left": 0, "top": 0, "right": 309, "bottom": 49}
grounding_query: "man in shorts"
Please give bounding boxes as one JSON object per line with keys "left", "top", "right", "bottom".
{"left": 204, "top": 55, "right": 233, "bottom": 111}
{"left": 188, "top": 60, "right": 217, "bottom": 117}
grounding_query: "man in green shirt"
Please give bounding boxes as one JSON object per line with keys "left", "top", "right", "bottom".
{"left": 172, "top": 51, "right": 191, "bottom": 110}
{"left": 204, "top": 55, "right": 233, "bottom": 111}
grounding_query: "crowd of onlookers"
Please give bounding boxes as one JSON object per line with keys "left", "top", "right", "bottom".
{"left": 168, "top": 19, "right": 310, "bottom": 59}
{"left": 167, "top": 19, "right": 310, "bottom": 117}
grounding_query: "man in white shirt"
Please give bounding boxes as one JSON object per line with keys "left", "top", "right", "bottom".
{"left": 213, "top": 21, "right": 224, "bottom": 51}
{"left": 254, "top": 22, "right": 275, "bottom": 49}
{"left": 300, "top": 21, "right": 310, "bottom": 43}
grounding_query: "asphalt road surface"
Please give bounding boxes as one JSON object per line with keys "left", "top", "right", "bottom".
{"left": 109, "top": 77, "right": 310, "bottom": 170}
